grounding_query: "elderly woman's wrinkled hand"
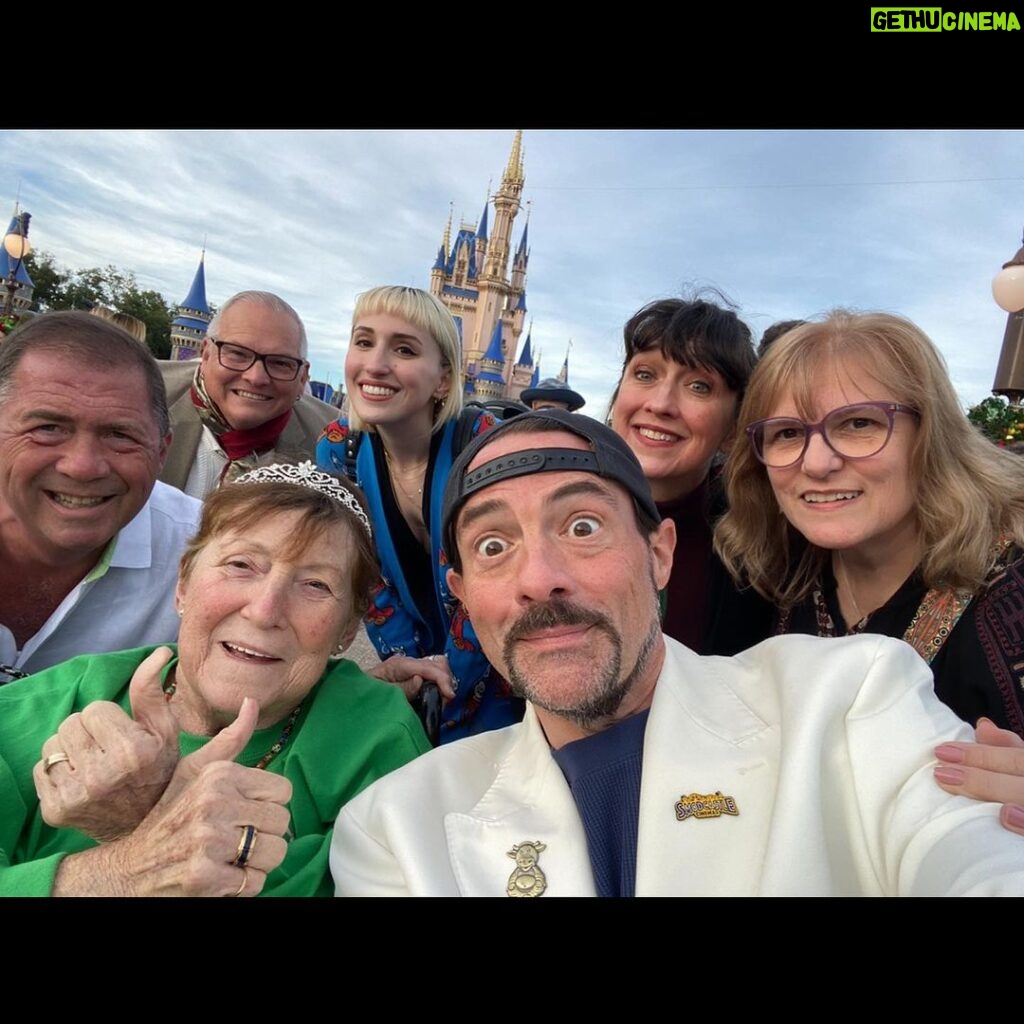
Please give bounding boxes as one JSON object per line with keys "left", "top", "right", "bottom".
{"left": 367, "top": 653, "right": 455, "bottom": 702}
{"left": 53, "top": 697, "right": 293, "bottom": 896}
{"left": 934, "top": 717, "right": 1024, "bottom": 836}
{"left": 34, "top": 647, "right": 181, "bottom": 842}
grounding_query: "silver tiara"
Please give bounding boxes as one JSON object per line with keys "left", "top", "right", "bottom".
{"left": 233, "top": 461, "right": 373, "bottom": 539}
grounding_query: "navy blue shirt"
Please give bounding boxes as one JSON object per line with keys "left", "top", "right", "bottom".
{"left": 551, "top": 710, "right": 649, "bottom": 897}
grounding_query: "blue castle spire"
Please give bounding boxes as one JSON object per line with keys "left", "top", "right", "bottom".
{"left": 516, "top": 328, "right": 533, "bottom": 367}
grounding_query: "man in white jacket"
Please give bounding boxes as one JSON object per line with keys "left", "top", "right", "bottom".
{"left": 331, "top": 409, "right": 1023, "bottom": 896}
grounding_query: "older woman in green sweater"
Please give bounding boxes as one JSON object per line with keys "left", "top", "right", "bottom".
{"left": 0, "top": 463, "right": 430, "bottom": 896}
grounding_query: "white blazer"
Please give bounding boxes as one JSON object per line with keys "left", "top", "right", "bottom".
{"left": 332, "top": 634, "right": 1024, "bottom": 896}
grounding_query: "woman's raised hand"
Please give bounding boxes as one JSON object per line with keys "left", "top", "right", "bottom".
{"left": 934, "top": 717, "right": 1024, "bottom": 836}
{"left": 367, "top": 653, "right": 455, "bottom": 701}
{"left": 35, "top": 647, "right": 182, "bottom": 842}
{"left": 51, "top": 693, "right": 293, "bottom": 896}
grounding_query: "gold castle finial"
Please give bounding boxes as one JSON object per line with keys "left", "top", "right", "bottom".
{"left": 504, "top": 130, "right": 525, "bottom": 186}
{"left": 442, "top": 202, "right": 453, "bottom": 255}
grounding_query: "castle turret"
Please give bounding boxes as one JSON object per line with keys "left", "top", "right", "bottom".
{"left": 474, "top": 319, "right": 508, "bottom": 401}
{"left": 509, "top": 322, "right": 535, "bottom": 400}
{"left": 481, "top": 131, "right": 523, "bottom": 284}
{"left": 169, "top": 250, "right": 211, "bottom": 360}
{"left": 430, "top": 206, "right": 453, "bottom": 298}
{"left": 474, "top": 191, "right": 489, "bottom": 274}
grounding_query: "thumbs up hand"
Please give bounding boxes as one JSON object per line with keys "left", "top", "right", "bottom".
{"left": 41, "top": 651, "right": 294, "bottom": 896}
{"left": 153, "top": 693, "right": 260, "bottom": 810}
{"left": 35, "top": 647, "right": 182, "bottom": 841}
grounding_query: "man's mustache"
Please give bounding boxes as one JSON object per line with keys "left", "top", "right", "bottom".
{"left": 504, "top": 598, "right": 616, "bottom": 646}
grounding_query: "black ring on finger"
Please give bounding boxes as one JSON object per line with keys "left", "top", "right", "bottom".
{"left": 232, "top": 824, "right": 258, "bottom": 867}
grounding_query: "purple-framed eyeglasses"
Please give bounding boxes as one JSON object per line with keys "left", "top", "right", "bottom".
{"left": 746, "top": 401, "right": 919, "bottom": 469}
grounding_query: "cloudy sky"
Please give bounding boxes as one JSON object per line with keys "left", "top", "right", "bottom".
{"left": 1, "top": 128, "right": 1021, "bottom": 416}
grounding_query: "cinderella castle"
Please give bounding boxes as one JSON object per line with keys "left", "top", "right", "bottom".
{"left": 429, "top": 130, "right": 570, "bottom": 403}
{"left": 166, "top": 131, "right": 574, "bottom": 402}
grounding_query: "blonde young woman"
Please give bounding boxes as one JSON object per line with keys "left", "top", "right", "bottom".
{"left": 317, "top": 286, "right": 521, "bottom": 742}
{"left": 716, "top": 310, "right": 1024, "bottom": 737}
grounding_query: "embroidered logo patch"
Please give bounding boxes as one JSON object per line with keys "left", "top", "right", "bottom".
{"left": 675, "top": 791, "right": 739, "bottom": 821}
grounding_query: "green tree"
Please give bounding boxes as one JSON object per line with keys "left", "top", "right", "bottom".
{"left": 19, "top": 251, "right": 174, "bottom": 359}
{"left": 121, "top": 288, "right": 174, "bottom": 358}
{"left": 21, "top": 250, "right": 68, "bottom": 311}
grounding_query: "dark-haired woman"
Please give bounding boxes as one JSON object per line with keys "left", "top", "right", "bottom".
{"left": 608, "top": 296, "right": 774, "bottom": 654}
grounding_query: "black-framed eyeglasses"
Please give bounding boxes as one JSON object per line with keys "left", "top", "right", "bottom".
{"left": 746, "top": 401, "right": 919, "bottom": 469}
{"left": 209, "top": 339, "right": 306, "bottom": 382}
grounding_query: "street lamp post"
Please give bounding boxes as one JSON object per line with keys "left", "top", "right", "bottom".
{"left": 992, "top": 230, "right": 1024, "bottom": 405}
{"left": 1, "top": 210, "right": 31, "bottom": 321}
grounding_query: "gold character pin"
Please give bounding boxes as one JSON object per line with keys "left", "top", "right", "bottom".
{"left": 675, "top": 791, "right": 739, "bottom": 821}
{"left": 506, "top": 840, "right": 547, "bottom": 897}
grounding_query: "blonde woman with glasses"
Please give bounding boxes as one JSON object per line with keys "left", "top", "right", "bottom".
{"left": 716, "top": 309, "right": 1024, "bottom": 741}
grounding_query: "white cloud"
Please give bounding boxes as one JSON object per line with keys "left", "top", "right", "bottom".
{"left": 1, "top": 128, "right": 1020, "bottom": 412}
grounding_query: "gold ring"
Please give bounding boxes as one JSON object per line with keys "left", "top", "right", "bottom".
{"left": 43, "top": 752, "right": 71, "bottom": 774}
{"left": 229, "top": 867, "right": 249, "bottom": 897}
{"left": 232, "top": 824, "right": 258, "bottom": 867}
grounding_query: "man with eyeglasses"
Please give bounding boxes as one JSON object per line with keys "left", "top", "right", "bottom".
{"left": 159, "top": 291, "right": 335, "bottom": 498}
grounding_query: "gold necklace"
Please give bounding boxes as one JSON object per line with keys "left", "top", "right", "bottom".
{"left": 382, "top": 447, "right": 428, "bottom": 500}
{"left": 834, "top": 552, "right": 867, "bottom": 626}
{"left": 163, "top": 670, "right": 302, "bottom": 770}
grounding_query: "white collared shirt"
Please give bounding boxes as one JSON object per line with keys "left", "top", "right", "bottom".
{"left": 0, "top": 481, "right": 202, "bottom": 678}
{"left": 183, "top": 425, "right": 229, "bottom": 499}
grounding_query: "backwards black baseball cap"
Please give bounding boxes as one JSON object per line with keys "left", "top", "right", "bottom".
{"left": 441, "top": 408, "right": 660, "bottom": 566}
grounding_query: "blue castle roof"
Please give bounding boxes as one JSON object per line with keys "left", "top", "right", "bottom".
{"left": 178, "top": 254, "right": 210, "bottom": 314}
{"left": 446, "top": 228, "right": 478, "bottom": 279}
{"left": 515, "top": 220, "right": 528, "bottom": 260}
{"left": 516, "top": 330, "right": 533, "bottom": 367}
{"left": 172, "top": 314, "right": 210, "bottom": 332}
{"left": 482, "top": 319, "right": 505, "bottom": 363}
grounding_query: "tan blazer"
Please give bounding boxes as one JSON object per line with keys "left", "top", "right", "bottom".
{"left": 332, "top": 634, "right": 1024, "bottom": 896}
{"left": 158, "top": 359, "right": 336, "bottom": 491}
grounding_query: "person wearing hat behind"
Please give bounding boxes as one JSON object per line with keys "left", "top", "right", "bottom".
{"left": 520, "top": 377, "right": 586, "bottom": 413}
{"left": 331, "top": 409, "right": 1024, "bottom": 896}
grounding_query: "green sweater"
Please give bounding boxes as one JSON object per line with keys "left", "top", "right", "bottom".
{"left": 0, "top": 645, "right": 431, "bottom": 896}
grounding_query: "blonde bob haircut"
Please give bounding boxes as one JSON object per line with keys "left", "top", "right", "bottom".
{"left": 715, "top": 309, "right": 1024, "bottom": 607}
{"left": 346, "top": 285, "right": 463, "bottom": 434}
